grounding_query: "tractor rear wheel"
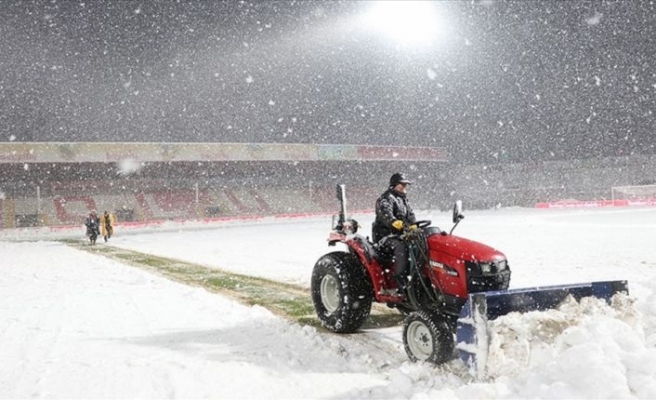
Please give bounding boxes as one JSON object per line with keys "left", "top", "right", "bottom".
{"left": 403, "top": 310, "right": 455, "bottom": 364}
{"left": 311, "top": 251, "right": 373, "bottom": 333}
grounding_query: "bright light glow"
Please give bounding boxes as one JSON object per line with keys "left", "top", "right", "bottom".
{"left": 118, "top": 158, "right": 141, "bottom": 175}
{"left": 361, "top": 1, "right": 442, "bottom": 47}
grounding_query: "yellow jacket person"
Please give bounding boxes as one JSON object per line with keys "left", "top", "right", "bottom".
{"left": 100, "top": 210, "right": 116, "bottom": 242}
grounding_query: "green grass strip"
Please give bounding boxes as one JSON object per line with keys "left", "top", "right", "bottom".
{"left": 61, "top": 239, "right": 400, "bottom": 329}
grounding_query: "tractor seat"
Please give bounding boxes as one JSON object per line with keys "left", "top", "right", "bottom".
{"left": 357, "top": 235, "right": 394, "bottom": 266}
{"left": 372, "top": 240, "right": 394, "bottom": 266}
{"left": 355, "top": 235, "right": 378, "bottom": 263}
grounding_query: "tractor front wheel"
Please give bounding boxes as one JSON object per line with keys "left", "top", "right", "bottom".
{"left": 403, "top": 310, "right": 455, "bottom": 364}
{"left": 311, "top": 252, "right": 373, "bottom": 333}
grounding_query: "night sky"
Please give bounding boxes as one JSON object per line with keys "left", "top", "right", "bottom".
{"left": 1, "top": 0, "right": 654, "bottom": 163}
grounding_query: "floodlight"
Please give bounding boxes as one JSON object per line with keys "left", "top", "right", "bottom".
{"left": 360, "top": 1, "right": 441, "bottom": 47}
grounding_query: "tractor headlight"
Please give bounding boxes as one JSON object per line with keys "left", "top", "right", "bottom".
{"left": 496, "top": 260, "right": 507, "bottom": 271}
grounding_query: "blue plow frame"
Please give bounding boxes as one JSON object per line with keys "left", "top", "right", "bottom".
{"left": 456, "top": 280, "right": 629, "bottom": 379}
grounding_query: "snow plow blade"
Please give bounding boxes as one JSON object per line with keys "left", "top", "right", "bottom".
{"left": 455, "top": 280, "right": 629, "bottom": 379}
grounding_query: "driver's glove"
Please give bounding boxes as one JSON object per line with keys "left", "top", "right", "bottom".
{"left": 391, "top": 220, "right": 404, "bottom": 231}
{"left": 408, "top": 224, "right": 419, "bottom": 231}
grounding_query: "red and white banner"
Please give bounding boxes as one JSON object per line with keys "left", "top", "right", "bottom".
{"left": 536, "top": 199, "right": 656, "bottom": 209}
{"left": 0, "top": 142, "right": 448, "bottom": 163}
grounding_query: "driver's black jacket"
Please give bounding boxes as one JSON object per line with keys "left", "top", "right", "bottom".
{"left": 372, "top": 188, "right": 416, "bottom": 242}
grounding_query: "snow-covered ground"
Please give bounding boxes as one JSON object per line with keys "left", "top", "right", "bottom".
{"left": 2, "top": 206, "right": 656, "bottom": 399}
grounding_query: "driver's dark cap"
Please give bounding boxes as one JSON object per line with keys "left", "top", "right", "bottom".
{"left": 390, "top": 172, "right": 412, "bottom": 187}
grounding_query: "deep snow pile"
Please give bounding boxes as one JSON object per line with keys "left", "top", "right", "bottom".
{"left": 484, "top": 294, "right": 656, "bottom": 397}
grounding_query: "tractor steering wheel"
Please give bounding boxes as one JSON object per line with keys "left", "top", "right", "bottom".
{"left": 401, "top": 220, "right": 432, "bottom": 241}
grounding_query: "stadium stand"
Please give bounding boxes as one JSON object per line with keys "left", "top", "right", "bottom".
{"left": 0, "top": 142, "right": 447, "bottom": 229}
{"left": 2, "top": 142, "right": 654, "bottom": 229}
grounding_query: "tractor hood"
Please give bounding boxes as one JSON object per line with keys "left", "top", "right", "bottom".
{"left": 427, "top": 233, "right": 506, "bottom": 262}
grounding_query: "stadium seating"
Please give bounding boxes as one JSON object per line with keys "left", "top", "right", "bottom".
{"left": 3, "top": 153, "right": 655, "bottom": 229}
{"left": 2, "top": 184, "right": 366, "bottom": 228}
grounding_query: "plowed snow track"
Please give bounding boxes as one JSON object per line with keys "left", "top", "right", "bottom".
{"left": 62, "top": 239, "right": 414, "bottom": 362}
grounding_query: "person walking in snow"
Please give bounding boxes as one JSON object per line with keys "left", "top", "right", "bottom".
{"left": 84, "top": 210, "right": 101, "bottom": 245}
{"left": 100, "top": 210, "right": 115, "bottom": 242}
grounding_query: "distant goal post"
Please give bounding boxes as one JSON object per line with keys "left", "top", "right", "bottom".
{"left": 611, "top": 184, "right": 656, "bottom": 203}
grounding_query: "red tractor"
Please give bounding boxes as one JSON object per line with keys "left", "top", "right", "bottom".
{"left": 311, "top": 185, "right": 627, "bottom": 370}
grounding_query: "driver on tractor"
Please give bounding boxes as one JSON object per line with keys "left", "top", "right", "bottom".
{"left": 372, "top": 172, "right": 417, "bottom": 294}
